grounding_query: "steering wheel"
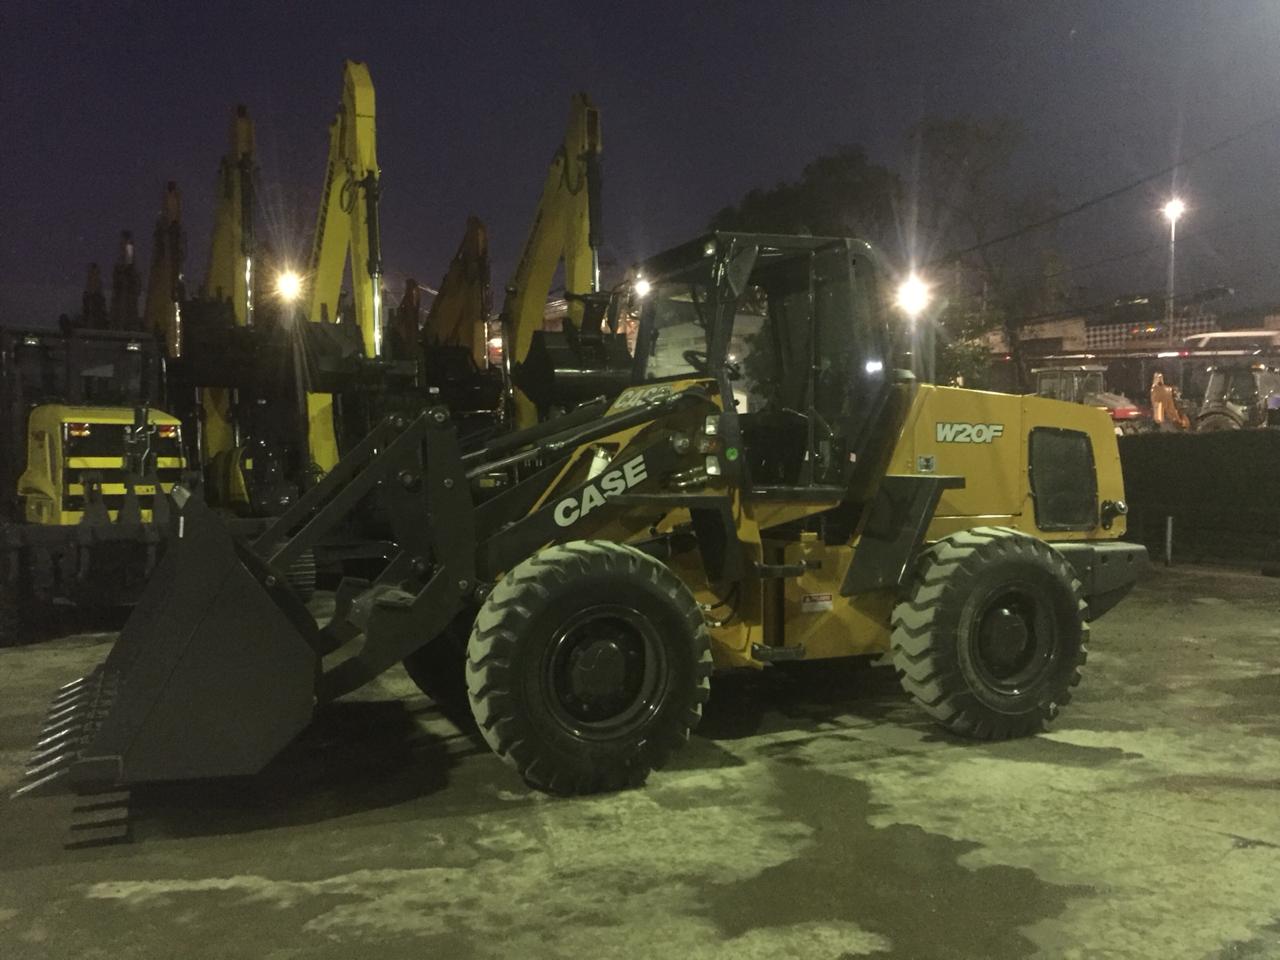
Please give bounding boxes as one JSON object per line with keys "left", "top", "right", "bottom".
{"left": 768, "top": 407, "right": 831, "bottom": 442}
{"left": 683, "top": 349, "right": 741, "bottom": 380}
{"left": 683, "top": 349, "right": 709, "bottom": 372}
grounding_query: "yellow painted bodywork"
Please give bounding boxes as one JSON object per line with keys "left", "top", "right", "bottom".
{"left": 892, "top": 384, "right": 1127, "bottom": 541}
{"left": 502, "top": 93, "right": 601, "bottom": 429}
{"left": 17, "top": 405, "right": 185, "bottom": 525}
{"left": 525, "top": 379, "right": 1129, "bottom": 671}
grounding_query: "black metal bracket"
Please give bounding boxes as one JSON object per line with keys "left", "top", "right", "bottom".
{"left": 751, "top": 642, "right": 805, "bottom": 662}
{"left": 841, "top": 474, "right": 965, "bottom": 596}
{"left": 314, "top": 408, "right": 476, "bottom": 701}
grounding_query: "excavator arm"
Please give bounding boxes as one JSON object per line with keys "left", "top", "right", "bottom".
{"left": 142, "top": 181, "right": 185, "bottom": 356}
{"left": 501, "top": 93, "right": 603, "bottom": 429}
{"left": 304, "top": 60, "right": 383, "bottom": 472}
{"left": 203, "top": 105, "right": 256, "bottom": 329}
{"left": 194, "top": 105, "right": 257, "bottom": 467}
{"left": 422, "top": 215, "right": 491, "bottom": 366}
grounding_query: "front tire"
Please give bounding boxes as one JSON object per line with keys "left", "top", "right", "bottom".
{"left": 467, "top": 540, "right": 711, "bottom": 794}
{"left": 891, "top": 527, "right": 1088, "bottom": 740}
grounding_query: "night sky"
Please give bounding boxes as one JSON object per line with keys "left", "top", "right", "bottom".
{"left": 4, "top": 1, "right": 1280, "bottom": 326}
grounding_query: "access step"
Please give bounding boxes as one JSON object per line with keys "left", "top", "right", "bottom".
{"left": 751, "top": 642, "right": 806, "bottom": 663}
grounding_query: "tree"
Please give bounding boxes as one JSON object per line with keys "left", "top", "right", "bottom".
{"left": 710, "top": 124, "right": 1072, "bottom": 389}
{"left": 710, "top": 146, "right": 899, "bottom": 242}
{"left": 908, "top": 117, "right": 1068, "bottom": 387}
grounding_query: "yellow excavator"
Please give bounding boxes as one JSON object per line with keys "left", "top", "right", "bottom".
{"left": 174, "top": 70, "right": 408, "bottom": 513}
{"left": 164, "top": 105, "right": 308, "bottom": 517}
{"left": 404, "top": 93, "right": 626, "bottom": 444}
{"left": 412, "top": 216, "right": 504, "bottom": 439}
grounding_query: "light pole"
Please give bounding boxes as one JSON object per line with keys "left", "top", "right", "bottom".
{"left": 1162, "top": 198, "right": 1185, "bottom": 324}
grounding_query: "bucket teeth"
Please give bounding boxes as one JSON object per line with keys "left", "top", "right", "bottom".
{"left": 26, "top": 751, "right": 73, "bottom": 780}
{"left": 41, "top": 710, "right": 85, "bottom": 736}
{"left": 12, "top": 672, "right": 113, "bottom": 798}
{"left": 28, "top": 741, "right": 72, "bottom": 766}
{"left": 51, "top": 685, "right": 90, "bottom": 707}
{"left": 45, "top": 699, "right": 85, "bottom": 723}
{"left": 56, "top": 675, "right": 89, "bottom": 695}
{"left": 12, "top": 767, "right": 71, "bottom": 799}
{"left": 36, "top": 725, "right": 79, "bottom": 751}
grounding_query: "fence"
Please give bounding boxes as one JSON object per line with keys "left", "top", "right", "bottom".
{"left": 1119, "top": 430, "right": 1280, "bottom": 563}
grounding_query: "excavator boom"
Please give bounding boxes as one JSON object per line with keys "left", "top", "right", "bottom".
{"left": 203, "top": 105, "right": 256, "bottom": 327}
{"left": 304, "top": 60, "right": 383, "bottom": 473}
{"left": 501, "top": 93, "right": 604, "bottom": 429}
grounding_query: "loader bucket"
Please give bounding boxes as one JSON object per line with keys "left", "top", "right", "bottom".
{"left": 15, "top": 493, "right": 322, "bottom": 796}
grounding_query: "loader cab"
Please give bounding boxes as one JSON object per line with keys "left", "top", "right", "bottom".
{"left": 632, "top": 232, "right": 893, "bottom": 498}
{"left": 1, "top": 327, "right": 180, "bottom": 526}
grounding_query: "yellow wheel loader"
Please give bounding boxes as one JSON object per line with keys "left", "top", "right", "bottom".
{"left": 17, "top": 233, "right": 1146, "bottom": 797}
{"left": 0, "top": 328, "right": 186, "bottom": 646}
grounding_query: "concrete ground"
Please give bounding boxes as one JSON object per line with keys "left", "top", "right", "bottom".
{"left": 1, "top": 564, "right": 1278, "bottom": 960}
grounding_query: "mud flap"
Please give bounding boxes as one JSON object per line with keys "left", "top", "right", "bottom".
{"left": 16, "top": 495, "right": 321, "bottom": 796}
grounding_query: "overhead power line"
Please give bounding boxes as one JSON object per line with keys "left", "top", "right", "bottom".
{"left": 932, "top": 109, "right": 1280, "bottom": 266}
{"left": 1028, "top": 201, "right": 1280, "bottom": 284}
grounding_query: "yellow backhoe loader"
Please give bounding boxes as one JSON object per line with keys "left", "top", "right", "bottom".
{"left": 172, "top": 78, "right": 411, "bottom": 516}
{"left": 498, "top": 93, "right": 630, "bottom": 429}
{"left": 19, "top": 232, "right": 1146, "bottom": 797}
{"left": 303, "top": 59, "right": 383, "bottom": 473}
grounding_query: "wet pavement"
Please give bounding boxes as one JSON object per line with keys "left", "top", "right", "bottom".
{"left": 1, "top": 564, "right": 1278, "bottom": 959}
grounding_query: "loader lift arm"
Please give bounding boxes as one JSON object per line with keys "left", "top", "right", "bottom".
{"left": 15, "top": 383, "right": 713, "bottom": 796}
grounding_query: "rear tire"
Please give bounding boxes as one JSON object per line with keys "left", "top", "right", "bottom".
{"left": 891, "top": 527, "right": 1088, "bottom": 740}
{"left": 467, "top": 540, "right": 711, "bottom": 794}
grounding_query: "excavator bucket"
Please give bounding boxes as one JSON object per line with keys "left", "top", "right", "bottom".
{"left": 15, "top": 492, "right": 321, "bottom": 796}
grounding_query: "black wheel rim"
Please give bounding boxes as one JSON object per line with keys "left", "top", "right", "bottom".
{"left": 543, "top": 604, "right": 668, "bottom": 739}
{"left": 968, "top": 584, "right": 1057, "bottom": 695}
